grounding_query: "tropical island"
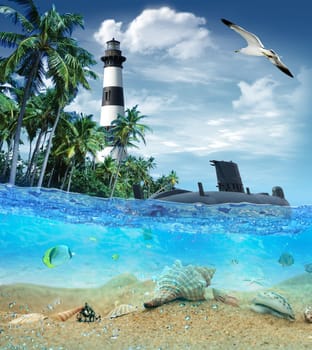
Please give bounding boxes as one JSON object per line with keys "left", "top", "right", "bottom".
{"left": 0, "top": 0, "right": 178, "bottom": 199}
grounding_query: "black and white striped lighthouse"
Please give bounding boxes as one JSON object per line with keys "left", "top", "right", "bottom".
{"left": 98, "top": 38, "right": 126, "bottom": 160}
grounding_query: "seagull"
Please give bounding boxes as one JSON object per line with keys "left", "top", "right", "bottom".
{"left": 221, "top": 18, "right": 294, "bottom": 78}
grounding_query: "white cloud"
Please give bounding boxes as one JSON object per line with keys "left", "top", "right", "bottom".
{"left": 65, "top": 89, "right": 101, "bottom": 122}
{"left": 140, "top": 65, "right": 213, "bottom": 84}
{"left": 135, "top": 76, "right": 299, "bottom": 159}
{"left": 289, "top": 66, "right": 312, "bottom": 113}
{"left": 125, "top": 89, "right": 177, "bottom": 115}
{"left": 232, "top": 77, "right": 279, "bottom": 117}
{"left": 94, "top": 7, "right": 214, "bottom": 60}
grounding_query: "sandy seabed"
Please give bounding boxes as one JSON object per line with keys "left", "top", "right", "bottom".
{"left": 0, "top": 273, "right": 312, "bottom": 350}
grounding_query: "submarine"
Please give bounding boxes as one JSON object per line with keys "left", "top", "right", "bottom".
{"left": 133, "top": 160, "right": 289, "bottom": 206}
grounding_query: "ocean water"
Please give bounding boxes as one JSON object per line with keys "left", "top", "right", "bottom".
{"left": 0, "top": 184, "right": 311, "bottom": 291}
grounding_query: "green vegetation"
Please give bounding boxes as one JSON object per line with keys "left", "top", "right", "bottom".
{"left": 0, "top": 0, "right": 178, "bottom": 198}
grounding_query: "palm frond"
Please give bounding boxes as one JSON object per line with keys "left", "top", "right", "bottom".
{"left": 0, "top": 31, "right": 26, "bottom": 48}
{"left": 60, "top": 13, "right": 84, "bottom": 34}
{"left": 8, "top": 0, "right": 40, "bottom": 27}
{"left": 3, "top": 36, "right": 39, "bottom": 77}
{"left": 0, "top": 5, "right": 34, "bottom": 32}
{"left": 46, "top": 48, "right": 69, "bottom": 91}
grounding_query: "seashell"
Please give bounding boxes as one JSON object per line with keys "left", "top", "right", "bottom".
{"left": 9, "top": 313, "right": 47, "bottom": 325}
{"left": 106, "top": 304, "right": 138, "bottom": 318}
{"left": 144, "top": 260, "right": 215, "bottom": 308}
{"left": 212, "top": 288, "right": 239, "bottom": 307}
{"left": 50, "top": 306, "right": 83, "bottom": 322}
{"left": 304, "top": 306, "right": 312, "bottom": 323}
{"left": 250, "top": 291, "right": 295, "bottom": 321}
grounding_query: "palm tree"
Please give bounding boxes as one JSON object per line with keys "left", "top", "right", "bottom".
{"left": 0, "top": 90, "right": 18, "bottom": 181}
{"left": 0, "top": 0, "right": 86, "bottom": 185}
{"left": 53, "top": 113, "right": 104, "bottom": 192}
{"left": 121, "top": 155, "right": 155, "bottom": 197}
{"left": 36, "top": 46, "right": 97, "bottom": 189}
{"left": 95, "top": 155, "right": 117, "bottom": 185}
{"left": 22, "top": 89, "right": 56, "bottom": 185}
{"left": 109, "top": 105, "right": 151, "bottom": 197}
{"left": 152, "top": 170, "right": 179, "bottom": 196}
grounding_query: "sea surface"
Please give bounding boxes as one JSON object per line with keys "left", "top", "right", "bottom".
{"left": 0, "top": 184, "right": 311, "bottom": 291}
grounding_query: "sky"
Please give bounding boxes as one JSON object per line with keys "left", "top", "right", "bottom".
{"left": 0, "top": 0, "right": 311, "bottom": 205}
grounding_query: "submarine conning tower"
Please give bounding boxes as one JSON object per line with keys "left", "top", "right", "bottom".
{"left": 210, "top": 160, "right": 286, "bottom": 200}
{"left": 210, "top": 160, "right": 245, "bottom": 193}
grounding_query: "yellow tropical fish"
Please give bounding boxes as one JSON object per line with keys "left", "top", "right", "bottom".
{"left": 42, "top": 245, "right": 72, "bottom": 268}
{"left": 112, "top": 253, "right": 120, "bottom": 261}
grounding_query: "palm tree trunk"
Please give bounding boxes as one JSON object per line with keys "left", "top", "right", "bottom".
{"left": 66, "top": 162, "right": 75, "bottom": 192}
{"left": 60, "top": 162, "right": 71, "bottom": 190}
{"left": 110, "top": 147, "right": 124, "bottom": 198}
{"left": 24, "top": 129, "right": 44, "bottom": 185}
{"left": 9, "top": 55, "right": 41, "bottom": 185}
{"left": 0, "top": 137, "right": 13, "bottom": 182}
{"left": 37, "top": 104, "right": 62, "bottom": 188}
{"left": 47, "top": 165, "right": 55, "bottom": 188}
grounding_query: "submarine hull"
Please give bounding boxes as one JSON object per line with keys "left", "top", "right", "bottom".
{"left": 151, "top": 190, "right": 289, "bottom": 206}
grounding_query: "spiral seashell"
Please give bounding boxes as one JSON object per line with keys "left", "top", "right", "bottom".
{"left": 9, "top": 313, "right": 47, "bottom": 325}
{"left": 106, "top": 304, "right": 138, "bottom": 318}
{"left": 50, "top": 306, "right": 84, "bottom": 322}
{"left": 144, "top": 260, "right": 215, "bottom": 308}
{"left": 304, "top": 306, "right": 312, "bottom": 323}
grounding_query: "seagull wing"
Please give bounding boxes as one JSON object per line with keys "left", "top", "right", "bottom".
{"left": 221, "top": 18, "right": 264, "bottom": 49}
{"left": 267, "top": 53, "right": 294, "bottom": 78}
{"left": 221, "top": 18, "right": 294, "bottom": 78}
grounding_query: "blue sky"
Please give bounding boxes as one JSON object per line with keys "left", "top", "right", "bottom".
{"left": 0, "top": 0, "right": 311, "bottom": 205}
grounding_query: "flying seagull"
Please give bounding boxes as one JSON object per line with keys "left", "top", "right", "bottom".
{"left": 221, "top": 18, "right": 294, "bottom": 78}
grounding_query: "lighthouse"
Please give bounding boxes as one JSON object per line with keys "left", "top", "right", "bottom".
{"left": 97, "top": 38, "right": 126, "bottom": 161}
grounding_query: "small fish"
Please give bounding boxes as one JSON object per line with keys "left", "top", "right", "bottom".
{"left": 231, "top": 259, "right": 239, "bottom": 265}
{"left": 142, "top": 228, "right": 153, "bottom": 240}
{"left": 42, "top": 245, "right": 72, "bottom": 268}
{"left": 278, "top": 252, "right": 294, "bottom": 267}
{"left": 111, "top": 253, "right": 120, "bottom": 261}
{"left": 304, "top": 263, "right": 312, "bottom": 273}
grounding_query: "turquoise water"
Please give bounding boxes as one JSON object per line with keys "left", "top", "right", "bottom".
{"left": 0, "top": 184, "right": 311, "bottom": 291}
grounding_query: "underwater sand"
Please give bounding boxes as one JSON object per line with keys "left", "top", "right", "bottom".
{"left": 1, "top": 273, "right": 312, "bottom": 350}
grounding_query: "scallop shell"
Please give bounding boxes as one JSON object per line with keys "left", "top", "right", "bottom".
{"left": 304, "top": 306, "right": 312, "bottom": 323}
{"left": 50, "top": 306, "right": 83, "bottom": 322}
{"left": 250, "top": 291, "right": 295, "bottom": 321}
{"left": 144, "top": 260, "right": 215, "bottom": 308}
{"left": 106, "top": 304, "right": 138, "bottom": 318}
{"left": 9, "top": 313, "right": 47, "bottom": 325}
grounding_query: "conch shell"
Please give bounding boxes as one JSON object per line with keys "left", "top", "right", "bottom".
{"left": 144, "top": 260, "right": 215, "bottom": 308}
